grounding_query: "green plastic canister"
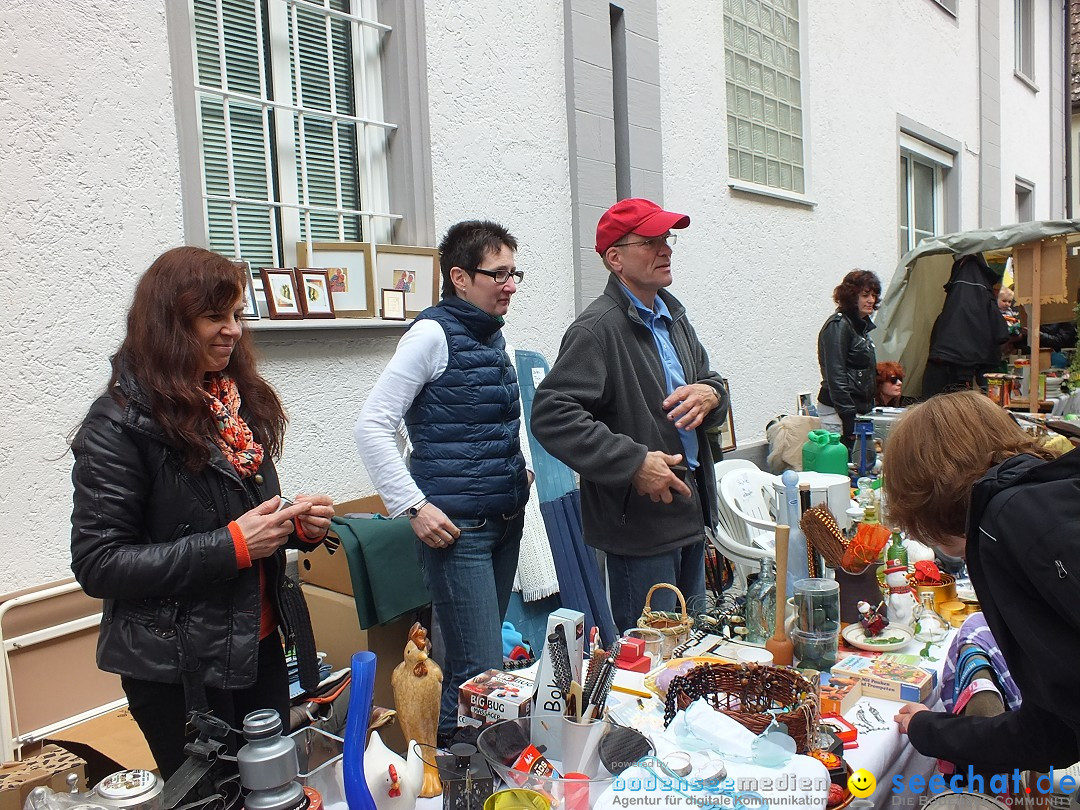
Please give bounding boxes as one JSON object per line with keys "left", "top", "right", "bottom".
{"left": 803, "top": 430, "right": 849, "bottom": 475}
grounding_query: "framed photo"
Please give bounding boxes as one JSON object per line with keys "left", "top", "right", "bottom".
{"left": 797, "top": 391, "right": 819, "bottom": 417}
{"left": 707, "top": 378, "right": 737, "bottom": 453}
{"left": 380, "top": 288, "right": 407, "bottom": 321}
{"left": 260, "top": 268, "right": 302, "bottom": 319}
{"left": 238, "top": 261, "right": 260, "bottom": 320}
{"left": 374, "top": 245, "right": 440, "bottom": 318}
{"left": 295, "top": 269, "right": 336, "bottom": 318}
{"left": 295, "top": 242, "right": 376, "bottom": 317}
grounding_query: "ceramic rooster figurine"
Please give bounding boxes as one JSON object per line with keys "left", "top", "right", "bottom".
{"left": 364, "top": 729, "right": 424, "bottom": 810}
{"left": 390, "top": 623, "right": 443, "bottom": 797}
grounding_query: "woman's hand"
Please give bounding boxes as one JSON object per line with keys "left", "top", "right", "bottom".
{"left": 409, "top": 502, "right": 460, "bottom": 549}
{"left": 294, "top": 493, "right": 334, "bottom": 541}
{"left": 894, "top": 702, "right": 928, "bottom": 734}
{"left": 236, "top": 497, "right": 312, "bottom": 560}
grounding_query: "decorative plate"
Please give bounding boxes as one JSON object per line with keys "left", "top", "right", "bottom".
{"left": 840, "top": 623, "right": 914, "bottom": 652}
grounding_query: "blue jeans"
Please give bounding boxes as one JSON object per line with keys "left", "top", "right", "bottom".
{"left": 606, "top": 541, "right": 706, "bottom": 633}
{"left": 418, "top": 511, "right": 524, "bottom": 736}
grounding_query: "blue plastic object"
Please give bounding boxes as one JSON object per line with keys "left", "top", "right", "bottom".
{"left": 343, "top": 651, "right": 378, "bottom": 810}
{"left": 502, "top": 621, "right": 527, "bottom": 657}
{"left": 780, "top": 470, "right": 810, "bottom": 597}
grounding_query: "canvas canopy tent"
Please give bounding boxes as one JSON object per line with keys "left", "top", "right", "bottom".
{"left": 875, "top": 219, "right": 1080, "bottom": 401}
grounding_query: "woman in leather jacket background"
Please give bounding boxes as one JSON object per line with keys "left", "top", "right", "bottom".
{"left": 70, "top": 247, "right": 334, "bottom": 778}
{"left": 816, "top": 269, "right": 881, "bottom": 448}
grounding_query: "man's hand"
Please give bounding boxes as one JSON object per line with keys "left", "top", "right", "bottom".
{"left": 894, "top": 702, "right": 928, "bottom": 734}
{"left": 632, "top": 451, "right": 692, "bottom": 504}
{"left": 409, "top": 502, "right": 461, "bottom": 549}
{"left": 663, "top": 383, "right": 720, "bottom": 431}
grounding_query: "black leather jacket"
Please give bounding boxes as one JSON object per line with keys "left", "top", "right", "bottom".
{"left": 70, "top": 372, "right": 318, "bottom": 700}
{"left": 816, "top": 310, "right": 876, "bottom": 439}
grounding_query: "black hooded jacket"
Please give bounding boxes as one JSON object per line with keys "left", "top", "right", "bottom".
{"left": 70, "top": 371, "right": 319, "bottom": 700}
{"left": 907, "top": 449, "right": 1080, "bottom": 771}
{"left": 927, "top": 253, "right": 1009, "bottom": 367}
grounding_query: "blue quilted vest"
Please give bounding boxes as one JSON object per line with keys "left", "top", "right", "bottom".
{"left": 405, "top": 297, "right": 529, "bottom": 519}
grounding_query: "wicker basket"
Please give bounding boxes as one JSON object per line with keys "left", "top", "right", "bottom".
{"left": 637, "top": 583, "right": 693, "bottom": 660}
{"left": 661, "top": 662, "right": 819, "bottom": 753}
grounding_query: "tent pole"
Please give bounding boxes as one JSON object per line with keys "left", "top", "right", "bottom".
{"left": 1029, "top": 242, "right": 1042, "bottom": 414}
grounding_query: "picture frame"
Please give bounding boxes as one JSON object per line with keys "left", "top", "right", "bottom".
{"left": 796, "top": 391, "right": 819, "bottom": 417}
{"left": 295, "top": 242, "right": 376, "bottom": 317}
{"left": 707, "top": 378, "right": 737, "bottom": 453}
{"left": 260, "top": 268, "right": 303, "bottom": 319}
{"left": 295, "top": 268, "right": 336, "bottom": 318}
{"left": 380, "top": 288, "right": 407, "bottom": 321}
{"left": 238, "top": 261, "right": 260, "bottom": 320}
{"left": 373, "top": 244, "right": 440, "bottom": 318}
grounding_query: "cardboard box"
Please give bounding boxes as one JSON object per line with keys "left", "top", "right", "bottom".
{"left": 831, "top": 653, "right": 937, "bottom": 703}
{"left": 531, "top": 609, "right": 584, "bottom": 753}
{"left": 818, "top": 671, "right": 862, "bottom": 715}
{"left": 301, "top": 583, "right": 429, "bottom": 752}
{"left": 299, "top": 495, "right": 386, "bottom": 597}
{"left": 0, "top": 744, "right": 85, "bottom": 810}
{"left": 457, "top": 669, "right": 535, "bottom": 729}
{"left": 45, "top": 709, "right": 155, "bottom": 786}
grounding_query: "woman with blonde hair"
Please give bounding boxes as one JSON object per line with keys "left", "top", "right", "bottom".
{"left": 884, "top": 391, "right": 1078, "bottom": 774}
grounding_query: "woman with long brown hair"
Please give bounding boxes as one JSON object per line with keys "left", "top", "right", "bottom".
{"left": 884, "top": 392, "right": 1079, "bottom": 775}
{"left": 70, "top": 247, "right": 334, "bottom": 778}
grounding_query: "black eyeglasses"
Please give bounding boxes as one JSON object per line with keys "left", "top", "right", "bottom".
{"left": 887, "top": 376, "right": 903, "bottom": 384}
{"left": 612, "top": 234, "right": 677, "bottom": 250}
{"left": 471, "top": 268, "right": 524, "bottom": 284}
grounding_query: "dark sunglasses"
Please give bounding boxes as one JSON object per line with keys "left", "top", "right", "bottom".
{"left": 887, "top": 376, "right": 903, "bottom": 384}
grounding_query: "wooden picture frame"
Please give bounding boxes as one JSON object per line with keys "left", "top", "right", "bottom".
{"left": 238, "top": 261, "right": 260, "bottom": 320}
{"left": 295, "top": 242, "right": 376, "bottom": 317}
{"left": 260, "top": 268, "right": 303, "bottom": 319}
{"left": 380, "top": 288, "right": 407, "bottom": 321}
{"left": 374, "top": 245, "right": 440, "bottom": 318}
{"left": 707, "top": 378, "right": 737, "bottom": 453}
{"left": 295, "top": 268, "right": 336, "bottom": 318}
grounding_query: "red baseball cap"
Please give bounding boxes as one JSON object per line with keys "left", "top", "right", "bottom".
{"left": 595, "top": 198, "right": 690, "bottom": 254}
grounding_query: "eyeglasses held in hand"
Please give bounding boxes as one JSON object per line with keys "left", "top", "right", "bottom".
{"left": 612, "top": 234, "right": 677, "bottom": 250}
{"left": 887, "top": 376, "right": 903, "bottom": 384}
{"left": 472, "top": 268, "right": 525, "bottom": 284}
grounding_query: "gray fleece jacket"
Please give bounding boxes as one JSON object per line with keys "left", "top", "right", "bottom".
{"left": 531, "top": 275, "right": 728, "bottom": 556}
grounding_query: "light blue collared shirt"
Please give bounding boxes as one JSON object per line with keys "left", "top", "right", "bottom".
{"left": 619, "top": 282, "right": 700, "bottom": 470}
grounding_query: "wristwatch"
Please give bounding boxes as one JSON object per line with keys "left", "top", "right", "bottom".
{"left": 406, "top": 499, "right": 428, "bottom": 519}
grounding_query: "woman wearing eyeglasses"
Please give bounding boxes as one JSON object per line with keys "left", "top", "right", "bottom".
{"left": 816, "top": 269, "right": 882, "bottom": 449}
{"left": 354, "top": 220, "right": 530, "bottom": 746}
{"left": 876, "top": 361, "right": 908, "bottom": 407}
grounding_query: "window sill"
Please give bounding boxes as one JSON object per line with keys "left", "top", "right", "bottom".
{"left": 1014, "top": 71, "right": 1039, "bottom": 93}
{"left": 247, "top": 317, "right": 412, "bottom": 334}
{"left": 728, "top": 180, "right": 817, "bottom": 207}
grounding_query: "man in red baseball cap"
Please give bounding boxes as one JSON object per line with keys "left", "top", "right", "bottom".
{"left": 532, "top": 198, "right": 728, "bottom": 632}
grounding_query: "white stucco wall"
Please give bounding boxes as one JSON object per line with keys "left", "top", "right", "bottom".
{"left": 0, "top": 0, "right": 1065, "bottom": 593}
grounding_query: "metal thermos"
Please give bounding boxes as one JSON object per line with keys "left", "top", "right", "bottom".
{"left": 238, "top": 710, "right": 309, "bottom": 810}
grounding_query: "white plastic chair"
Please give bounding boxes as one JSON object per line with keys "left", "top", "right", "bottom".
{"left": 709, "top": 464, "right": 780, "bottom": 589}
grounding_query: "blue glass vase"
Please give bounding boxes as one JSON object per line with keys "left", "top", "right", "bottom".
{"left": 343, "top": 650, "right": 378, "bottom": 810}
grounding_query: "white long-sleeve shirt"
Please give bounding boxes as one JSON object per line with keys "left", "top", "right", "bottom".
{"left": 354, "top": 320, "right": 448, "bottom": 517}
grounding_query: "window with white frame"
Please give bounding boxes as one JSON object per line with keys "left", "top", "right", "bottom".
{"left": 1014, "top": 0, "right": 1035, "bottom": 83}
{"left": 724, "top": 0, "right": 806, "bottom": 195}
{"left": 899, "top": 135, "right": 953, "bottom": 255}
{"left": 180, "top": 0, "right": 397, "bottom": 269}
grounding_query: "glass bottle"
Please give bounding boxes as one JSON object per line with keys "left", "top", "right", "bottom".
{"left": 886, "top": 529, "right": 908, "bottom": 569}
{"left": 912, "top": 590, "right": 950, "bottom": 643}
{"left": 744, "top": 558, "right": 777, "bottom": 644}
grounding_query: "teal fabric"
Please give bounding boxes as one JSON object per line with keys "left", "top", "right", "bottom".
{"left": 329, "top": 516, "right": 430, "bottom": 629}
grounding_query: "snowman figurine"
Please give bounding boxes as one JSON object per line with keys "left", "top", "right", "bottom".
{"left": 884, "top": 559, "right": 917, "bottom": 627}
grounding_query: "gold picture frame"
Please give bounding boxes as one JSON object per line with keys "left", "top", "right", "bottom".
{"left": 296, "top": 242, "right": 376, "bottom": 318}
{"left": 373, "top": 244, "right": 440, "bottom": 318}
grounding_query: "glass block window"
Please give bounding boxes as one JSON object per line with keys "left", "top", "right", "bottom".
{"left": 724, "top": 0, "right": 805, "bottom": 193}
{"left": 189, "top": 0, "right": 396, "bottom": 268}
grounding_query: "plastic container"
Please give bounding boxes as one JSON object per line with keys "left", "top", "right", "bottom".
{"left": 802, "top": 430, "right": 849, "bottom": 475}
{"left": 792, "top": 578, "right": 840, "bottom": 634}
{"left": 476, "top": 718, "right": 627, "bottom": 809}
{"left": 791, "top": 629, "right": 838, "bottom": 671}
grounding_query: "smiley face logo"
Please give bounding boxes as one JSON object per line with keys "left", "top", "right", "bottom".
{"left": 848, "top": 768, "right": 876, "bottom": 798}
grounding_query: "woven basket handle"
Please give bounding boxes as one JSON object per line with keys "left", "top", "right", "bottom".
{"left": 643, "top": 583, "right": 689, "bottom": 621}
